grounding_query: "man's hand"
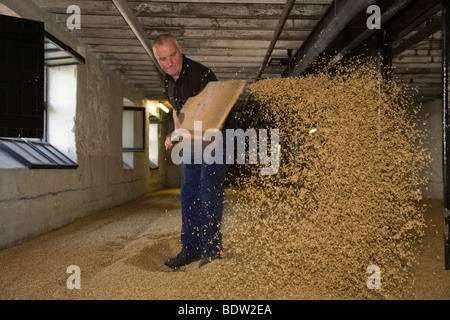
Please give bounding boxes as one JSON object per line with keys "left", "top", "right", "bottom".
{"left": 165, "top": 134, "right": 174, "bottom": 150}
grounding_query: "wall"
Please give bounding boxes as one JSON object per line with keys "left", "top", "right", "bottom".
{"left": 0, "top": 3, "right": 169, "bottom": 249}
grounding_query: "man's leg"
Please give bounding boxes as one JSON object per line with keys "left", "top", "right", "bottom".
{"left": 199, "top": 161, "right": 230, "bottom": 258}
{"left": 164, "top": 161, "right": 202, "bottom": 269}
{"left": 180, "top": 161, "right": 202, "bottom": 256}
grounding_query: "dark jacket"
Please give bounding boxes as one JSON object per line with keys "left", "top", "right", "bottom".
{"left": 164, "top": 55, "right": 217, "bottom": 114}
{"left": 164, "top": 55, "right": 236, "bottom": 129}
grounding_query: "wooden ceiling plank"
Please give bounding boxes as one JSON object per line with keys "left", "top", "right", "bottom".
{"left": 128, "top": 2, "right": 328, "bottom": 19}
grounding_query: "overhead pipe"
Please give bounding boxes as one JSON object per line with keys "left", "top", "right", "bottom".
{"left": 285, "top": 0, "right": 377, "bottom": 77}
{"left": 111, "top": 0, "right": 163, "bottom": 74}
{"left": 255, "top": 0, "right": 296, "bottom": 81}
{"left": 442, "top": 0, "right": 450, "bottom": 270}
{"left": 332, "top": 0, "right": 414, "bottom": 64}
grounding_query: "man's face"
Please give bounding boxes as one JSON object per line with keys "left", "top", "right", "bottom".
{"left": 154, "top": 39, "right": 183, "bottom": 80}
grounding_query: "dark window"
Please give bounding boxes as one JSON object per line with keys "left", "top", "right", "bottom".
{"left": 0, "top": 14, "right": 44, "bottom": 139}
{"left": 0, "top": 14, "right": 85, "bottom": 170}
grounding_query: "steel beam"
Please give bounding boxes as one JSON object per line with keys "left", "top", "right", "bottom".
{"left": 255, "top": 0, "right": 296, "bottom": 81}
{"left": 111, "top": 0, "right": 163, "bottom": 74}
{"left": 442, "top": 0, "right": 450, "bottom": 270}
{"left": 283, "top": 0, "right": 376, "bottom": 77}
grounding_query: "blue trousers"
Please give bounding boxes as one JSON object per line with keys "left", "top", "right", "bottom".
{"left": 180, "top": 152, "right": 230, "bottom": 257}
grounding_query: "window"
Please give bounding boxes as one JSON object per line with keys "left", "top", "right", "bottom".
{"left": 0, "top": 137, "right": 78, "bottom": 169}
{"left": 0, "top": 14, "right": 84, "bottom": 169}
{"left": 122, "top": 105, "right": 145, "bottom": 170}
{"left": 149, "top": 116, "right": 160, "bottom": 169}
{"left": 0, "top": 14, "right": 44, "bottom": 138}
{"left": 46, "top": 65, "right": 78, "bottom": 162}
{"left": 122, "top": 107, "right": 145, "bottom": 152}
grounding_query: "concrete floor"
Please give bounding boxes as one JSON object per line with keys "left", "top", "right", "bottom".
{"left": 0, "top": 188, "right": 448, "bottom": 300}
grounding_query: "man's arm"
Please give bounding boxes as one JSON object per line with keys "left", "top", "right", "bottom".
{"left": 165, "top": 109, "right": 180, "bottom": 150}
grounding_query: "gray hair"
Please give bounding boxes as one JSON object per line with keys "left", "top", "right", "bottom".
{"left": 152, "top": 34, "right": 180, "bottom": 59}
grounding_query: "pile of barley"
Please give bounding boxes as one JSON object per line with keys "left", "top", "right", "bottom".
{"left": 218, "top": 58, "right": 430, "bottom": 299}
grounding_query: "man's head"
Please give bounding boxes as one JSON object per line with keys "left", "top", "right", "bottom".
{"left": 153, "top": 34, "right": 183, "bottom": 81}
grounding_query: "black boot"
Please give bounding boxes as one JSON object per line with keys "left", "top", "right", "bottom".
{"left": 164, "top": 252, "right": 201, "bottom": 269}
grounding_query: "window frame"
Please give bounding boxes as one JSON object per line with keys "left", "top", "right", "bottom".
{"left": 0, "top": 137, "right": 78, "bottom": 169}
{"left": 0, "top": 14, "right": 84, "bottom": 170}
{"left": 148, "top": 115, "right": 161, "bottom": 170}
{"left": 122, "top": 106, "right": 146, "bottom": 153}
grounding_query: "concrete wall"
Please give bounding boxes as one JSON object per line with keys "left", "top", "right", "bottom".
{"left": 0, "top": 2, "right": 169, "bottom": 249}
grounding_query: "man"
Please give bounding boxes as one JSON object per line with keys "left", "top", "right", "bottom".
{"left": 153, "top": 34, "right": 232, "bottom": 268}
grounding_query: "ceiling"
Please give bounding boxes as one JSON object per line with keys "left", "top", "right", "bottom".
{"left": 392, "top": 9, "right": 442, "bottom": 99}
{"left": 5, "top": 0, "right": 444, "bottom": 106}
{"left": 33, "top": 0, "right": 333, "bottom": 102}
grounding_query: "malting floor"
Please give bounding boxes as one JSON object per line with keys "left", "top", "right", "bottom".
{"left": 0, "top": 188, "right": 448, "bottom": 300}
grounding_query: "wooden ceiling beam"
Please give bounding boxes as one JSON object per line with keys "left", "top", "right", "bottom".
{"left": 38, "top": 0, "right": 328, "bottom": 19}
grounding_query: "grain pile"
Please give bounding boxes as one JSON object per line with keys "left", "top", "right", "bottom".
{"left": 214, "top": 57, "right": 431, "bottom": 299}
